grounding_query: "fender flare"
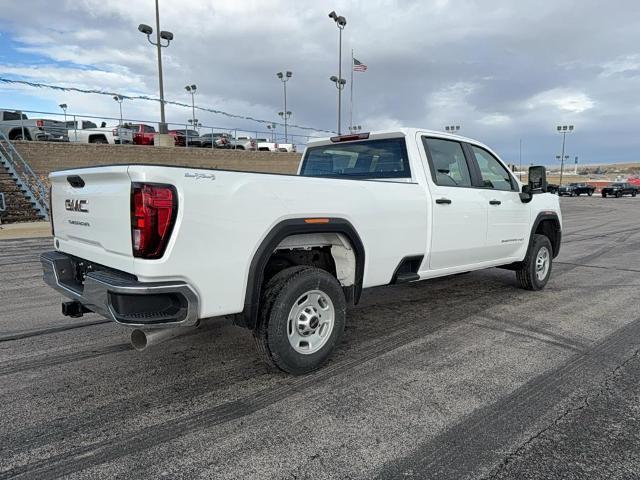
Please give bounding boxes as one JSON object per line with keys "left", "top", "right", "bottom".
{"left": 529, "top": 212, "right": 562, "bottom": 258}
{"left": 240, "top": 218, "right": 365, "bottom": 329}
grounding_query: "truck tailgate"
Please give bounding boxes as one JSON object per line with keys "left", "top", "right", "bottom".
{"left": 50, "top": 166, "right": 134, "bottom": 273}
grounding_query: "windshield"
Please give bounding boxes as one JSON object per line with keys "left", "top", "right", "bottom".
{"left": 300, "top": 138, "right": 411, "bottom": 179}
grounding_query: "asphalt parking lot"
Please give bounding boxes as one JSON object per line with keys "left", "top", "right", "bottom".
{"left": 1, "top": 196, "right": 639, "bottom": 479}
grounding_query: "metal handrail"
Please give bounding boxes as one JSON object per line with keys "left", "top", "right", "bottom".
{"left": 0, "top": 130, "right": 49, "bottom": 220}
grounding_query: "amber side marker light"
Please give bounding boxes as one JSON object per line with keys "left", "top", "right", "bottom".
{"left": 304, "top": 218, "right": 330, "bottom": 224}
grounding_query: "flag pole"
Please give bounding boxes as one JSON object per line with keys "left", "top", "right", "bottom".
{"left": 350, "top": 49, "right": 354, "bottom": 133}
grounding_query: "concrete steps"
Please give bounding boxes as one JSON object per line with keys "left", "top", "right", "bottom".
{"left": 0, "top": 163, "right": 45, "bottom": 223}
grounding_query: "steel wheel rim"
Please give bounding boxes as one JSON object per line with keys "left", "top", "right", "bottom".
{"left": 287, "top": 290, "right": 335, "bottom": 355}
{"left": 535, "top": 246, "right": 550, "bottom": 281}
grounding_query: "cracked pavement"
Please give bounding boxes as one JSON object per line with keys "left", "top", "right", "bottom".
{"left": 1, "top": 196, "right": 639, "bottom": 479}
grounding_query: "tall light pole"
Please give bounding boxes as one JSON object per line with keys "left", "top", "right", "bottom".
{"left": 276, "top": 71, "right": 292, "bottom": 142}
{"left": 59, "top": 103, "right": 68, "bottom": 124}
{"left": 113, "top": 95, "right": 124, "bottom": 125}
{"left": 185, "top": 84, "right": 197, "bottom": 130}
{"left": 267, "top": 122, "right": 277, "bottom": 141}
{"left": 556, "top": 125, "right": 574, "bottom": 187}
{"left": 138, "top": 0, "right": 173, "bottom": 135}
{"left": 444, "top": 125, "right": 461, "bottom": 134}
{"left": 278, "top": 111, "right": 291, "bottom": 141}
{"left": 329, "top": 11, "right": 347, "bottom": 134}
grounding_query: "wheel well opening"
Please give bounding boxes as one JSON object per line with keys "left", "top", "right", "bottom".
{"left": 9, "top": 128, "right": 30, "bottom": 140}
{"left": 535, "top": 219, "right": 561, "bottom": 257}
{"left": 263, "top": 232, "right": 357, "bottom": 289}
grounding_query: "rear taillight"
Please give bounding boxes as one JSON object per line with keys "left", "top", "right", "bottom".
{"left": 36, "top": 120, "right": 44, "bottom": 128}
{"left": 131, "top": 183, "right": 177, "bottom": 259}
{"left": 112, "top": 128, "right": 118, "bottom": 136}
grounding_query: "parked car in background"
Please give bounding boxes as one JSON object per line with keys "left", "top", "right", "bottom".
{"left": 200, "top": 132, "right": 231, "bottom": 148}
{"left": 168, "top": 129, "right": 201, "bottom": 147}
{"left": 558, "top": 183, "right": 595, "bottom": 197}
{"left": 67, "top": 122, "right": 133, "bottom": 144}
{"left": 547, "top": 184, "right": 559, "bottom": 194}
{"left": 0, "top": 110, "right": 68, "bottom": 142}
{"left": 230, "top": 136, "right": 257, "bottom": 150}
{"left": 66, "top": 120, "right": 98, "bottom": 131}
{"left": 255, "top": 138, "right": 279, "bottom": 152}
{"left": 123, "top": 123, "right": 157, "bottom": 145}
{"left": 601, "top": 182, "right": 638, "bottom": 198}
{"left": 277, "top": 142, "right": 297, "bottom": 153}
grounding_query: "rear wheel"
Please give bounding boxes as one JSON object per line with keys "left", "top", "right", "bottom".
{"left": 602, "top": 193, "right": 607, "bottom": 198}
{"left": 90, "top": 136, "right": 108, "bottom": 144}
{"left": 588, "top": 191, "right": 593, "bottom": 196}
{"left": 516, "top": 234, "right": 553, "bottom": 291}
{"left": 254, "top": 266, "right": 346, "bottom": 375}
{"left": 616, "top": 191, "right": 622, "bottom": 198}
{"left": 632, "top": 191, "right": 637, "bottom": 197}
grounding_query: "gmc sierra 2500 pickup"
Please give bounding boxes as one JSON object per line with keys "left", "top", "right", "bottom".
{"left": 41, "top": 128, "right": 562, "bottom": 374}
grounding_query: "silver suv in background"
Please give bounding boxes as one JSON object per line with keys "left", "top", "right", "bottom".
{"left": 0, "top": 110, "right": 68, "bottom": 142}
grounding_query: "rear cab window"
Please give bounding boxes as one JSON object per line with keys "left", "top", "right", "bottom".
{"left": 300, "top": 138, "right": 411, "bottom": 180}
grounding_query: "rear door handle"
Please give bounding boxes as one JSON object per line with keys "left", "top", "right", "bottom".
{"left": 489, "top": 200, "right": 501, "bottom": 205}
{"left": 436, "top": 198, "right": 452, "bottom": 205}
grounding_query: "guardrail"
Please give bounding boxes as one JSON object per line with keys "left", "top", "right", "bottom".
{"left": 0, "top": 107, "right": 318, "bottom": 150}
{"left": 0, "top": 131, "right": 49, "bottom": 221}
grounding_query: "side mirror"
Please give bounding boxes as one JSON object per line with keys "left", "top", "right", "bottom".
{"left": 528, "top": 165, "right": 547, "bottom": 193}
{"left": 519, "top": 184, "right": 533, "bottom": 203}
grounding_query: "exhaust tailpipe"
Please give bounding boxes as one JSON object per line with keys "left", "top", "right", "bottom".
{"left": 130, "top": 327, "right": 192, "bottom": 351}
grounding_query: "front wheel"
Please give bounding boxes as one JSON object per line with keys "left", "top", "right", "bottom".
{"left": 588, "top": 191, "right": 593, "bottom": 196}
{"left": 516, "top": 234, "right": 553, "bottom": 291}
{"left": 254, "top": 266, "right": 346, "bottom": 375}
{"left": 632, "top": 191, "right": 637, "bottom": 197}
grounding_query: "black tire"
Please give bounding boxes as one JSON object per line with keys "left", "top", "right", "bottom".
{"left": 616, "top": 191, "right": 622, "bottom": 198}
{"left": 632, "top": 191, "right": 637, "bottom": 197}
{"left": 516, "top": 234, "right": 553, "bottom": 291}
{"left": 571, "top": 191, "right": 577, "bottom": 197}
{"left": 588, "top": 191, "right": 593, "bottom": 196}
{"left": 253, "top": 266, "right": 346, "bottom": 375}
{"left": 90, "top": 136, "right": 108, "bottom": 144}
{"left": 602, "top": 193, "right": 607, "bottom": 198}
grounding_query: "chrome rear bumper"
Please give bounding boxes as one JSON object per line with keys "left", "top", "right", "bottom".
{"left": 40, "top": 251, "right": 199, "bottom": 328}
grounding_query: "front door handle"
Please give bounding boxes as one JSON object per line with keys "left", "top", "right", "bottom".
{"left": 489, "top": 200, "right": 502, "bottom": 205}
{"left": 436, "top": 198, "right": 452, "bottom": 204}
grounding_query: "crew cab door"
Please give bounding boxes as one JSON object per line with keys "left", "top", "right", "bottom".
{"left": 468, "top": 145, "right": 530, "bottom": 261}
{"left": 420, "top": 136, "right": 489, "bottom": 270}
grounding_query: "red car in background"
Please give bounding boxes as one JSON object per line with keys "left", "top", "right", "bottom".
{"left": 123, "top": 123, "right": 157, "bottom": 145}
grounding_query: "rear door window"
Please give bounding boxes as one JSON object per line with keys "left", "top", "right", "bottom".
{"left": 300, "top": 138, "right": 410, "bottom": 179}
{"left": 422, "top": 137, "right": 472, "bottom": 187}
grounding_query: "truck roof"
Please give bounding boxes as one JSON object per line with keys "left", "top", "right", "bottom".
{"left": 307, "top": 128, "right": 490, "bottom": 150}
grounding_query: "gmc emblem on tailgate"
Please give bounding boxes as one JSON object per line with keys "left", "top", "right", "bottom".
{"left": 65, "top": 199, "right": 89, "bottom": 213}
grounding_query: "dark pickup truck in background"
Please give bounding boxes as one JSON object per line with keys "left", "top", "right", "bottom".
{"left": 601, "top": 183, "right": 638, "bottom": 198}
{"left": 558, "top": 183, "right": 595, "bottom": 196}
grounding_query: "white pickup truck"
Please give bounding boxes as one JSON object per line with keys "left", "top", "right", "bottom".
{"left": 41, "top": 128, "right": 561, "bottom": 374}
{"left": 67, "top": 122, "right": 133, "bottom": 144}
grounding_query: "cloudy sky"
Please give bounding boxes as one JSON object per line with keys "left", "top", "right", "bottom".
{"left": 0, "top": 0, "right": 639, "bottom": 164}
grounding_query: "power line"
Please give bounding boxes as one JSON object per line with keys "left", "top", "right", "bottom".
{"left": 0, "top": 76, "right": 334, "bottom": 134}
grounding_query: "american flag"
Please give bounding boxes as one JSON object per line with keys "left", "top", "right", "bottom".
{"left": 353, "top": 58, "right": 368, "bottom": 72}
